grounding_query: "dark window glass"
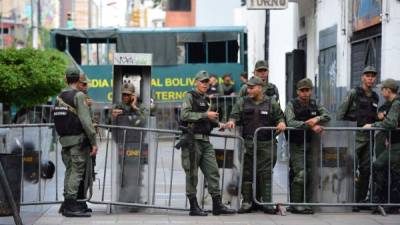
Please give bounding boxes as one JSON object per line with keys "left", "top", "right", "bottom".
{"left": 187, "top": 40, "right": 239, "bottom": 64}
{"left": 227, "top": 40, "right": 239, "bottom": 63}
{"left": 351, "top": 36, "right": 381, "bottom": 88}
{"left": 187, "top": 43, "right": 205, "bottom": 63}
{"left": 208, "top": 42, "right": 226, "bottom": 63}
{"left": 168, "top": 0, "right": 191, "bottom": 11}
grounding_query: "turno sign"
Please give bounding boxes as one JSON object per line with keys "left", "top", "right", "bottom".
{"left": 247, "top": 0, "right": 288, "bottom": 10}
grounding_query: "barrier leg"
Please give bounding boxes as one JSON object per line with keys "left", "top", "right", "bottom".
{"left": 0, "top": 161, "right": 23, "bottom": 225}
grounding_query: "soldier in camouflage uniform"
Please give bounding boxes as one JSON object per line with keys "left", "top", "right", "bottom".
{"left": 226, "top": 76, "right": 286, "bottom": 214}
{"left": 180, "top": 70, "right": 235, "bottom": 216}
{"left": 285, "top": 78, "right": 331, "bottom": 214}
{"left": 238, "top": 60, "right": 280, "bottom": 103}
{"left": 337, "top": 66, "right": 379, "bottom": 212}
{"left": 75, "top": 73, "right": 96, "bottom": 213}
{"left": 364, "top": 79, "right": 400, "bottom": 214}
{"left": 111, "top": 83, "right": 146, "bottom": 124}
{"left": 53, "top": 67, "right": 98, "bottom": 217}
{"left": 374, "top": 98, "right": 393, "bottom": 159}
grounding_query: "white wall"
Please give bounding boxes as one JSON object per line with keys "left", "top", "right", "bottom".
{"left": 298, "top": 0, "right": 317, "bottom": 82}
{"left": 234, "top": 3, "right": 297, "bottom": 107}
{"left": 269, "top": 3, "right": 297, "bottom": 107}
{"left": 100, "top": 1, "right": 127, "bottom": 27}
{"left": 381, "top": 0, "right": 400, "bottom": 81}
{"left": 234, "top": 7, "right": 266, "bottom": 76}
{"left": 316, "top": 0, "right": 346, "bottom": 87}
{"left": 298, "top": 0, "right": 351, "bottom": 89}
{"left": 196, "top": 0, "right": 241, "bottom": 26}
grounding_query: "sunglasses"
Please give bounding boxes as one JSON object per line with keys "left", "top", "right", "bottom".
{"left": 80, "top": 82, "right": 88, "bottom": 86}
{"left": 122, "top": 93, "right": 131, "bottom": 96}
{"left": 200, "top": 79, "right": 210, "bottom": 84}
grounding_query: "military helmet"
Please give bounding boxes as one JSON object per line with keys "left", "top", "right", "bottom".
{"left": 296, "top": 78, "right": 313, "bottom": 90}
{"left": 121, "top": 83, "right": 135, "bottom": 95}
{"left": 362, "top": 65, "right": 377, "bottom": 75}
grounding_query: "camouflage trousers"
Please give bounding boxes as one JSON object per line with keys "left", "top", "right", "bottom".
{"left": 241, "top": 139, "right": 276, "bottom": 204}
{"left": 354, "top": 136, "right": 373, "bottom": 203}
{"left": 372, "top": 143, "right": 400, "bottom": 203}
{"left": 62, "top": 143, "right": 90, "bottom": 199}
{"left": 375, "top": 131, "right": 388, "bottom": 159}
{"left": 181, "top": 139, "right": 221, "bottom": 197}
{"left": 289, "top": 143, "right": 313, "bottom": 203}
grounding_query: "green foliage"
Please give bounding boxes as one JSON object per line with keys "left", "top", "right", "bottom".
{"left": 25, "top": 28, "right": 52, "bottom": 49}
{"left": 0, "top": 48, "right": 68, "bottom": 108}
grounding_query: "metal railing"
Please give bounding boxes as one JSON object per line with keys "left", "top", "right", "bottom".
{"left": 1, "top": 122, "right": 399, "bottom": 216}
{"left": 0, "top": 123, "right": 61, "bottom": 207}
{"left": 14, "top": 96, "right": 238, "bottom": 130}
{"left": 90, "top": 124, "right": 244, "bottom": 212}
{"left": 252, "top": 126, "right": 400, "bottom": 215}
{"left": 12, "top": 103, "right": 112, "bottom": 125}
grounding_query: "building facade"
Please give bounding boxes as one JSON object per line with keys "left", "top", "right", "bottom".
{"left": 60, "top": 0, "right": 99, "bottom": 28}
{"left": 239, "top": 0, "right": 400, "bottom": 111}
{"left": 295, "top": 0, "right": 400, "bottom": 114}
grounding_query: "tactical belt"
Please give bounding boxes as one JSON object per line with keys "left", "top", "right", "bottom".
{"left": 193, "top": 134, "right": 209, "bottom": 140}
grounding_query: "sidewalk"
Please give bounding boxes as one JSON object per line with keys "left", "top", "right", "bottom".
{"left": 32, "top": 205, "right": 400, "bottom": 225}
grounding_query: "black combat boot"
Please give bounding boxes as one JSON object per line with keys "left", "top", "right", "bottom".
{"left": 77, "top": 178, "right": 92, "bottom": 213}
{"left": 212, "top": 195, "right": 236, "bottom": 215}
{"left": 188, "top": 195, "right": 207, "bottom": 216}
{"left": 62, "top": 199, "right": 91, "bottom": 217}
{"left": 79, "top": 201, "right": 93, "bottom": 213}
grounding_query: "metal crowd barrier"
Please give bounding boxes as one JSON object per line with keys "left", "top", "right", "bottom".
{"left": 252, "top": 126, "right": 400, "bottom": 215}
{"left": 209, "top": 95, "right": 237, "bottom": 123}
{"left": 2, "top": 122, "right": 399, "bottom": 217}
{"left": 20, "top": 96, "right": 237, "bottom": 130}
{"left": 0, "top": 123, "right": 243, "bottom": 213}
{"left": 0, "top": 123, "right": 61, "bottom": 208}
{"left": 89, "top": 124, "right": 244, "bottom": 212}
{"left": 14, "top": 103, "right": 112, "bottom": 125}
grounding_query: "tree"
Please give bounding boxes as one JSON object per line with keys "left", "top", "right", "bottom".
{"left": 0, "top": 48, "right": 68, "bottom": 108}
